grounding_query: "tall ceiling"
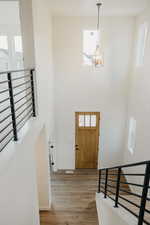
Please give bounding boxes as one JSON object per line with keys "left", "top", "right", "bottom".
{"left": 49, "top": 0, "right": 149, "bottom": 16}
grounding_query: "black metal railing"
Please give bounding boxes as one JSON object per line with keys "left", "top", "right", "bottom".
{"left": 98, "top": 161, "right": 150, "bottom": 225}
{"left": 0, "top": 68, "right": 36, "bottom": 152}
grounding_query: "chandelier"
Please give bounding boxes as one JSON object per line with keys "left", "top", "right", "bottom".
{"left": 83, "top": 1, "right": 104, "bottom": 68}
{"left": 92, "top": 1, "right": 104, "bottom": 68}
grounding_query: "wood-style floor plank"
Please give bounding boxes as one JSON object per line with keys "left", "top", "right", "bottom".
{"left": 40, "top": 169, "right": 99, "bottom": 225}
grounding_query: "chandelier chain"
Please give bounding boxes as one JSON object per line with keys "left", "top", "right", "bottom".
{"left": 97, "top": 2, "right": 102, "bottom": 30}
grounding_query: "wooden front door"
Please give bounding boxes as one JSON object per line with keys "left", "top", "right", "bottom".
{"left": 75, "top": 112, "right": 100, "bottom": 169}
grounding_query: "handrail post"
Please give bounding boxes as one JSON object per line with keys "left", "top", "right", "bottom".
{"left": 104, "top": 169, "right": 108, "bottom": 198}
{"left": 30, "top": 69, "right": 36, "bottom": 117}
{"left": 138, "top": 163, "right": 150, "bottom": 225}
{"left": 114, "top": 167, "right": 121, "bottom": 208}
{"left": 7, "top": 72, "right": 18, "bottom": 141}
{"left": 98, "top": 170, "right": 101, "bottom": 193}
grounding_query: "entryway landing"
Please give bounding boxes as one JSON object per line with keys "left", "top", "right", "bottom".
{"left": 40, "top": 169, "right": 98, "bottom": 225}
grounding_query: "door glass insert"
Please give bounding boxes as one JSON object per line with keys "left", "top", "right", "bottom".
{"left": 78, "top": 113, "right": 97, "bottom": 128}
{"left": 79, "top": 115, "right": 84, "bottom": 127}
{"left": 91, "top": 115, "right": 97, "bottom": 127}
{"left": 85, "top": 115, "right": 90, "bottom": 127}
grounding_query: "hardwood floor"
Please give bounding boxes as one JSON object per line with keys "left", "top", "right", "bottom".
{"left": 40, "top": 169, "right": 99, "bottom": 225}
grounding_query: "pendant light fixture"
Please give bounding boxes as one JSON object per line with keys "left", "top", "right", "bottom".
{"left": 92, "top": 1, "right": 104, "bottom": 68}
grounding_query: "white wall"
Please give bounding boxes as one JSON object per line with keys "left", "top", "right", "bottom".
{"left": 53, "top": 16, "right": 135, "bottom": 169}
{"left": 20, "top": 0, "right": 55, "bottom": 154}
{"left": 31, "top": 0, "right": 55, "bottom": 207}
{"left": 0, "top": 0, "right": 55, "bottom": 224}
{"left": 21, "top": 0, "right": 55, "bottom": 207}
{"left": 122, "top": 5, "right": 150, "bottom": 196}
{"left": 35, "top": 127, "right": 51, "bottom": 210}
{"left": 20, "top": 0, "right": 35, "bottom": 68}
{"left": 96, "top": 193, "right": 137, "bottom": 225}
{"left": 0, "top": 121, "right": 40, "bottom": 225}
{"left": 123, "top": 3, "right": 150, "bottom": 166}
{"left": 32, "top": 0, "right": 54, "bottom": 139}
{"left": 26, "top": 0, "right": 54, "bottom": 208}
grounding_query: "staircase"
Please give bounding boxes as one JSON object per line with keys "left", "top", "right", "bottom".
{"left": 97, "top": 161, "right": 150, "bottom": 225}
